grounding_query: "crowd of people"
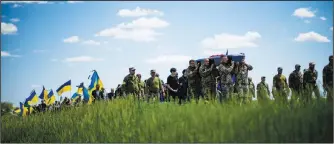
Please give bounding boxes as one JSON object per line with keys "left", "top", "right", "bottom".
{"left": 15, "top": 55, "right": 333, "bottom": 116}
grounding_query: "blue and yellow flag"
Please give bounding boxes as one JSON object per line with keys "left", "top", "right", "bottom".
{"left": 19, "top": 102, "right": 28, "bottom": 117}
{"left": 47, "top": 90, "right": 56, "bottom": 105}
{"left": 13, "top": 108, "right": 21, "bottom": 114}
{"left": 56, "top": 80, "right": 71, "bottom": 96}
{"left": 25, "top": 90, "right": 39, "bottom": 106}
{"left": 88, "top": 70, "right": 104, "bottom": 103}
{"left": 39, "top": 86, "right": 49, "bottom": 101}
{"left": 72, "top": 83, "right": 83, "bottom": 101}
{"left": 81, "top": 84, "right": 92, "bottom": 104}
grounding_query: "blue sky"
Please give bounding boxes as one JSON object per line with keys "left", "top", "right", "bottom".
{"left": 1, "top": 1, "right": 333, "bottom": 106}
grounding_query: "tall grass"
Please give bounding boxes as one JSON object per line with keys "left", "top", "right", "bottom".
{"left": 1, "top": 96, "right": 333, "bottom": 143}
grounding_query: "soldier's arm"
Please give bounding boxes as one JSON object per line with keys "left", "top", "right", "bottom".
{"left": 256, "top": 83, "right": 260, "bottom": 91}
{"left": 284, "top": 76, "right": 288, "bottom": 88}
{"left": 122, "top": 76, "right": 128, "bottom": 87}
{"left": 315, "top": 70, "right": 318, "bottom": 81}
{"left": 159, "top": 78, "right": 165, "bottom": 93}
{"left": 288, "top": 73, "right": 293, "bottom": 88}
{"left": 323, "top": 67, "right": 327, "bottom": 86}
{"left": 272, "top": 76, "right": 276, "bottom": 89}
{"left": 266, "top": 84, "right": 270, "bottom": 95}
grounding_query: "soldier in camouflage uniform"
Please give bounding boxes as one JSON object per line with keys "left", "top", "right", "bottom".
{"left": 146, "top": 70, "right": 165, "bottom": 102}
{"left": 186, "top": 59, "right": 201, "bottom": 102}
{"left": 272, "top": 67, "right": 289, "bottom": 104}
{"left": 256, "top": 76, "right": 270, "bottom": 104}
{"left": 248, "top": 77, "right": 255, "bottom": 102}
{"left": 288, "top": 64, "right": 303, "bottom": 104}
{"left": 137, "top": 74, "right": 145, "bottom": 100}
{"left": 217, "top": 55, "right": 235, "bottom": 103}
{"left": 199, "top": 58, "right": 216, "bottom": 102}
{"left": 323, "top": 55, "right": 333, "bottom": 103}
{"left": 122, "top": 67, "right": 140, "bottom": 99}
{"left": 234, "top": 58, "right": 253, "bottom": 104}
{"left": 303, "top": 62, "right": 320, "bottom": 103}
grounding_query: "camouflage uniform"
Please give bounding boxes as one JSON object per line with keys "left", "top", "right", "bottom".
{"left": 199, "top": 64, "right": 216, "bottom": 101}
{"left": 272, "top": 70, "right": 289, "bottom": 104}
{"left": 323, "top": 56, "right": 333, "bottom": 103}
{"left": 146, "top": 76, "right": 163, "bottom": 102}
{"left": 288, "top": 66, "right": 303, "bottom": 103}
{"left": 248, "top": 77, "right": 255, "bottom": 102}
{"left": 256, "top": 81, "right": 270, "bottom": 104}
{"left": 235, "top": 63, "right": 253, "bottom": 104}
{"left": 218, "top": 62, "right": 235, "bottom": 103}
{"left": 303, "top": 67, "right": 320, "bottom": 103}
{"left": 186, "top": 65, "right": 201, "bottom": 101}
{"left": 122, "top": 74, "right": 140, "bottom": 98}
{"left": 138, "top": 80, "right": 145, "bottom": 100}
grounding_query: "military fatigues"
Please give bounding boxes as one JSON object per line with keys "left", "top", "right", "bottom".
{"left": 122, "top": 74, "right": 140, "bottom": 99}
{"left": 145, "top": 76, "right": 163, "bottom": 102}
{"left": 248, "top": 78, "right": 255, "bottom": 102}
{"left": 288, "top": 70, "right": 303, "bottom": 103}
{"left": 199, "top": 64, "right": 216, "bottom": 101}
{"left": 272, "top": 74, "right": 289, "bottom": 104}
{"left": 186, "top": 66, "right": 201, "bottom": 102}
{"left": 235, "top": 63, "right": 253, "bottom": 104}
{"left": 138, "top": 80, "right": 145, "bottom": 100}
{"left": 303, "top": 69, "right": 320, "bottom": 103}
{"left": 256, "top": 82, "right": 270, "bottom": 104}
{"left": 218, "top": 62, "right": 235, "bottom": 103}
{"left": 323, "top": 63, "right": 333, "bottom": 103}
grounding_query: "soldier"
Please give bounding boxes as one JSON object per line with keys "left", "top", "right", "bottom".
{"left": 179, "top": 69, "right": 189, "bottom": 102}
{"left": 146, "top": 70, "right": 165, "bottom": 102}
{"left": 186, "top": 59, "right": 201, "bottom": 102}
{"left": 303, "top": 62, "right": 320, "bottom": 103}
{"left": 199, "top": 58, "right": 216, "bottom": 102}
{"left": 288, "top": 64, "right": 303, "bottom": 104}
{"left": 234, "top": 58, "right": 253, "bottom": 104}
{"left": 248, "top": 77, "right": 255, "bottom": 102}
{"left": 122, "top": 67, "right": 140, "bottom": 99}
{"left": 137, "top": 74, "right": 145, "bottom": 100}
{"left": 217, "top": 55, "right": 235, "bottom": 103}
{"left": 272, "top": 67, "right": 289, "bottom": 104}
{"left": 323, "top": 55, "right": 333, "bottom": 103}
{"left": 256, "top": 76, "right": 270, "bottom": 104}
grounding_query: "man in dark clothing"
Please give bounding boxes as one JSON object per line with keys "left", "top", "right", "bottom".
{"left": 107, "top": 88, "right": 115, "bottom": 100}
{"left": 115, "top": 84, "right": 122, "bottom": 98}
{"left": 179, "top": 69, "right": 189, "bottom": 103}
{"left": 40, "top": 100, "right": 47, "bottom": 112}
{"left": 92, "top": 84, "right": 104, "bottom": 102}
{"left": 166, "top": 68, "right": 180, "bottom": 103}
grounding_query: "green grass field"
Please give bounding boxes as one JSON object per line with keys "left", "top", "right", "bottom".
{"left": 1, "top": 97, "right": 333, "bottom": 143}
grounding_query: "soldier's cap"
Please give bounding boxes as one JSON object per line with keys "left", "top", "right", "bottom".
{"left": 295, "top": 64, "right": 301, "bottom": 68}
{"left": 309, "top": 62, "right": 315, "bottom": 66}
{"left": 150, "top": 69, "right": 156, "bottom": 73}
{"left": 129, "top": 67, "right": 136, "bottom": 71}
{"left": 277, "top": 67, "right": 283, "bottom": 70}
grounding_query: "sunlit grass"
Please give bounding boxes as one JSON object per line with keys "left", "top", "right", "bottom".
{"left": 1, "top": 95, "right": 333, "bottom": 143}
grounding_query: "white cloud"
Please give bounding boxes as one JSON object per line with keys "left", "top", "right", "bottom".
{"left": 304, "top": 20, "right": 311, "bottom": 24}
{"left": 1, "top": 51, "right": 20, "bottom": 57}
{"left": 67, "top": 1, "right": 84, "bottom": 3}
{"left": 330, "top": 27, "right": 333, "bottom": 31}
{"left": 10, "top": 18, "right": 20, "bottom": 23}
{"left": 63, "top": 36, "right": 80, "bottom": 43}
{"left": 1, "top": 22, "right": 18, "bottom": 35}
{"left": 294, "top": 31, "right": 330, "bottom": 43}
{"left": 201, "top": 31, "right": 262, "bottom": 49}
{"left": 117, "top": 7, "right": 164, "bottom": 17}
{"left": 292, "top": 8, "right": 316, "bottom": 18}
{"left": 95, "top": 17, "right": 169, "bottom": 42}
{"left": 31, "top": 85, "right": 42, "bottom": 88}
{"left": 12, "top": 4, "right": 22, "bottom": 8}
{"left": 82, "top": 40, "right": 101, "bottom": 46}
{"left": 64, "top": 56, "right": 104, "bottom": 63}
{"left": 1, "top": 1, "right": 49, "bottom": 4}
{"left": 33, "top": 49, "right": 46, "bottom": 53}
{"left": 320, "top": 17, "right": 326, "bottom": 21}
{"left": 145, "top": 55, "right": 192, "bottom": 65}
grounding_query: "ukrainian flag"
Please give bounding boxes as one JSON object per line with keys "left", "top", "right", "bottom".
{"left": 13, "top": 108, "right": 21, "bottom": 114}
{"left": 56, "top": 80, "right": 71, "bottom": 96}
{"left": 88, "top": 70, "right": 104, "bottom": 103}
{"left": 25, "top": 90, "right": 39, "bottom": 106}
{"left": 71, "top": 83, "right": 83, "bottom": 101}
{"left": 39, "top": 86, "right": 49, "bottom": 101}
{"left": 47, "top": 90, "right": 56, "bottom": 105}
{"left": 19, "top": 102, "right": 28, "bottom": 117}
{"left": 82, "top": 85, "right": 92, "bottom": 104}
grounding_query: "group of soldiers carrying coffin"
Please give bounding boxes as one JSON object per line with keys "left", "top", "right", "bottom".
{"left": 116, "top": 55, "right": 333, "bottom": 105}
